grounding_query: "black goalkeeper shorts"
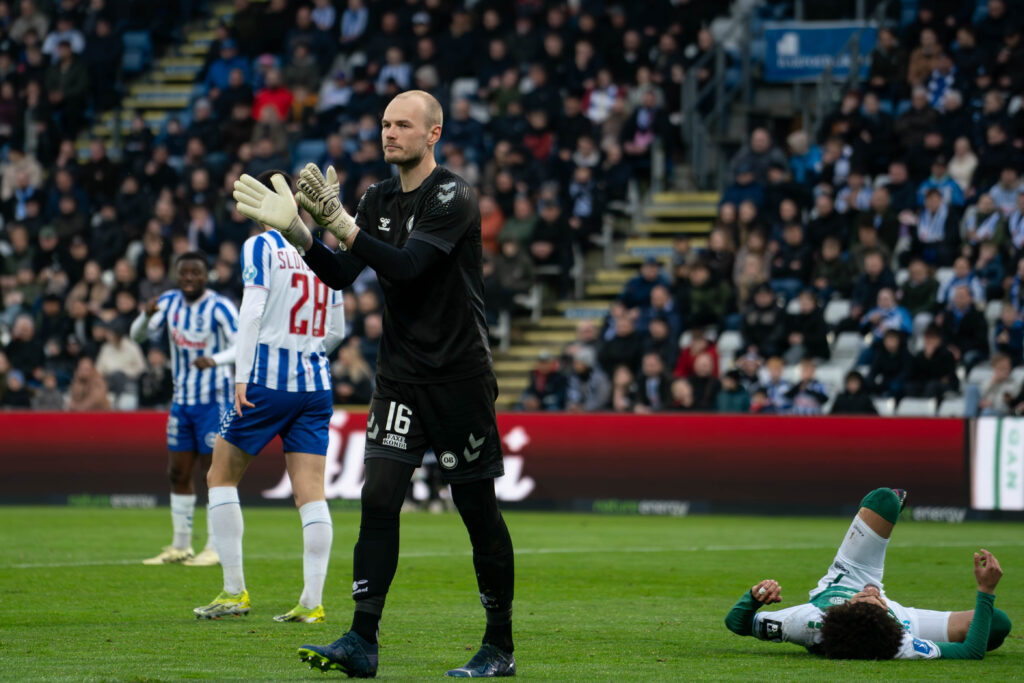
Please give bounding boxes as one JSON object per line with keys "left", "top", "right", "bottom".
{"left": 364, "top": 371, "right": 504, "bottom": 483}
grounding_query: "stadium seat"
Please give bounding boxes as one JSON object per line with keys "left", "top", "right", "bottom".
{"left": 717, "top": 330, "right": 742, "bottom": 359}
{"left": 937, "top": 397, "right": 967, "bottom": 417}
{"left": 935, "top": 267, "right": 955, "bottom": 289}
{"left": 872, "top": 397, "right": 895, "bottom": 416}
{"left": 895, "top": 397, "right": 938, "bottom": 416}
{"left": 985, "top": 299, "right": 1003, "bottom": 325}
{"left": 291, "top": 139, "right": 327, "bottom": 173}
{"left": 966, "top": 364, "right": 993, "bottom": 386}
{"left": 824, "top": 299, "right": 850, "bottom": 326}
{"left": 785, "top": 298, "right": 801, "bottom": 314}
{"left": 814, "top": 363, "right": 849, "bottom": 393}
{"left": 831, "top": 331, "right": 864, "bottom": 363}
{"left": 1012, "top": 366, "right": 1024, "bottom": 385}
{"left": 895, "top": 268, "right": 909, "bottom": 287}
{"left": 912, "top": 312, "right": 934, "bottom": 339}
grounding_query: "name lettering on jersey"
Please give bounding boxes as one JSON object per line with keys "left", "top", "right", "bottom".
{"left": 437, "top": 181, "right": 456, "bottom": 204}
{"left": 276, "top": 249, "right": 313, "bottom": 273}
{"left": 379, "top": 217, "right": 391, "bottom": 231}
{"left": 171, "top": 329, "right": 207, "bottom": 349}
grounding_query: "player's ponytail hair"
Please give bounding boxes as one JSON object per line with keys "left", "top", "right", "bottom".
{"left": 820, "top": 602, "right": 904, "bottom": 660}
{"left": 256, "top": 169, "right": 293, "bottom": 191}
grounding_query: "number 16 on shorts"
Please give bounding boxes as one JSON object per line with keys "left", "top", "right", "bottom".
{"left": 370, "top": 400, "right": 416, "bottom": 451}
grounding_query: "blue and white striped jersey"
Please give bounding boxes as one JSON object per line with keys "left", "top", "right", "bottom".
{"left": 146, "top": 289, "right": 239, "bottom": 405}
{"left": 239, "top": 230, "right": 343, "bottom": 393}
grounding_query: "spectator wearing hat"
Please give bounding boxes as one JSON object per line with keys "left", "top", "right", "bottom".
{"left": 518, "top": 351, "right": 567, "bottom": 411}
{"left": 830, "top": 371, "right": 878, "bottom": 414}
{"left": 204, "top": 38, "right": 250, "bottom": 94}
{"left": 566, "top": 346, "right": 611, "bottom": 413}
{"left": 621, "top": 257, "right": 670, "bottom": 310}
{"left": 720, "top": 164, "right": 764, "bottom": 209}
{"left": 1, "top": 369, "right": 31, "bottom": 408}
{"left": 917, "top": 155, "right": 965, "bottom": 207}
{"left": 715, "top": 369, "right": 751, "bottom": 413}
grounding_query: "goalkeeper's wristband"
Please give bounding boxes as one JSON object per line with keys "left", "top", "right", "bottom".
{"left": 287, "top": 216, "right": 312, "bottom": 255}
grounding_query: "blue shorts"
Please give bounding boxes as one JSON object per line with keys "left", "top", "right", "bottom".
{"left": 167, "top": 402, "right": 229, "bottom": 455}
{"left": 218, "top": 384, "right": 332, "bottom": 456}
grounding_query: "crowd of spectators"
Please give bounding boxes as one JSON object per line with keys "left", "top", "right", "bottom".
{"left": 0, "top": 0, "right": 726, "bottom": 410}
{"left": 519, "top": 0, "right": 1024, "bottom": 416}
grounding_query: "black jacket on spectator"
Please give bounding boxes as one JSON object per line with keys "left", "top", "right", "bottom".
{"left": 636, "top": 373, "right": 673, "bottom": 411}
{"left": 867, "top": 345, "right": 913, "bottom": 395}
{"left": 886, "top": 180, "right": 917, "bottom": 214}
{"left": 851, "top": 268, "right": 898, "bottom": 311}
{"left": 940, "top": 307, "right": 989, "bottom": 359}
{"left": 900, "top": 278, "right": 938, "bottom": 316}
{"left": 689, "top": 374, "right": 721, "bottom": 410}
{"left": 598, "top": 331, "right": 644, "bottom": 376}
{"left": 907, "top": 346, "right": 960, "bottom": 394}
{"left": 741, "top": 302, "right": 784, "bottom": 357}
{"left": 805, "top": 210, "right": 848, "bottom": 251}
{"left": 975, "top": 141, "right": 1023, "bottom": 190}
{"left": 6, "top": 338, "right": 45, "bottom": 375}
{"left": 783, "top": 309, "right": 831, "bottom": 360}
{"left": 830, "top": 390, "right": 878, "bottom": 414}
{"left": 771, "top": 241, "right": 813, "bottom": 283}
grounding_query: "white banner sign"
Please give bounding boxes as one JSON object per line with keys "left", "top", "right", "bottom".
{"left": 973, "top": 417, "right": 1024, "bottom": 510}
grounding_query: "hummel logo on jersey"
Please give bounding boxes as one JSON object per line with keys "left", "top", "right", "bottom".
{"left": 407, "top": 215, "right": 414, "bottom": 232}
{"left": 367, "top": 412, "right": 379, "bottom": 439}
{"left": 437, "top": 181, "right": 456, "bottom": 204}
{"left": 379, "top": 217, "right": 391, "bottom": 231}
{"left": 463, "top": 432, "right": 485, "bottom": 461}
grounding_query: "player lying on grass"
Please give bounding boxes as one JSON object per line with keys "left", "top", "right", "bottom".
{"left": 725, "top": 488, "right": 1012, "bottom": 659}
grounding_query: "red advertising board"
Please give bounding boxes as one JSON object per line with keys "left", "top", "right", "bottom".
{"left": 0, "top": 411, "right": 967, "bottom": 507}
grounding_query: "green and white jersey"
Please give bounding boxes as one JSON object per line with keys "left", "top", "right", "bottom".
{"left": 750, "top": 593, "right": 942, "bottom": 659}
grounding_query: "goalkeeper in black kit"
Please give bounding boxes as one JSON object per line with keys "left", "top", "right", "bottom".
{"left": 232, "top": 90, "right": 515, "bottom": 678}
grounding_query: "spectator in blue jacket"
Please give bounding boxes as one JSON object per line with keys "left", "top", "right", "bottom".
{"left": 917, "top": 156, "right": 965, "bottom": 207}
{"left": 720, "top": 165, "right": 765, "bottom": 209}
{"left": 204, "top": 39, "right": 251, "bottom": 94}
{"left": 621, "top": 257, "right": 670, "bottom": 309}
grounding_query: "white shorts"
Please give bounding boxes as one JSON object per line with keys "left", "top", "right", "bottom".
{"left": 809, "top": 515, "right": 951, "bottom": 641}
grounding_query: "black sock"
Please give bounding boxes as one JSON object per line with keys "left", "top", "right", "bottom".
{"left": 351, "top": 609, "right": 380, "bottom": 645}
{"left": 483, "top": 621, "right": 514, "bottom": 654}
{"left": 451, "top": 479, "right": 516, "bottom": 655}
{"left": 349, "top": 458, "right": 416, "bottom": 647}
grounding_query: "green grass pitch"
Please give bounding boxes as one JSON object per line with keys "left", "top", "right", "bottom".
{"left": 0, "top": 506, "right": 1021, "bottom": 680}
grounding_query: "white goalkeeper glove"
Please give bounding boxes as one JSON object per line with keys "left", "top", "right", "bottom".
{"left": 295, "top": 163, "right": 356, "bottom": 245}
{"left": 232, "top": 173, "right": 312, "bottom": 254}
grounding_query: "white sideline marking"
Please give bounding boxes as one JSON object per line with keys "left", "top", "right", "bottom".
{"left": 5, "top": 539, "right": 1024, "bottom": 570}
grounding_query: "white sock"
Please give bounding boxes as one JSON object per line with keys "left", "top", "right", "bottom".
{"left": 169, "top": 493, "right": 196, "bottom": 550}
{"left": 209, "top": 486, "right": 245, "bottom": 594}
{"left": 204, "top": 502, "right": 216, "bottom": 552}
{"left": 298, "top": 500, "right": 333, "bottom": 609}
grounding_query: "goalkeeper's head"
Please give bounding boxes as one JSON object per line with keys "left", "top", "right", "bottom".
{"left": 820, "top": 601, "right": 904, "bottom": 660}
{"left": 381, "top": 90, "right": 443, "bottom": 168}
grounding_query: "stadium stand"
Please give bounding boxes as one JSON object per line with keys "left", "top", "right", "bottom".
{"left": 3, "top": 0, "right": 1024, "bottom": 418}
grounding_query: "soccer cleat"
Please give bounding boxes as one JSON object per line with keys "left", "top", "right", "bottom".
{"left": 297, "top": 631, "right": 378, "bottom": 678}
{"left": 142, "top": 545, "right": 194, "bottom": 565}
{"left": 892, "top": 488, "right": 909, "bottom": 514}
{"left": 183, "top": 547, "right": 220, "bottom": 567}
{"left": 193, "top": 590, "right": 251, "bottom": 619}
{"left": 274, "top": 604, "right": 325, "bottom": 623}
{"left": 445, "top": 644, "right": 516, "bottom": 678}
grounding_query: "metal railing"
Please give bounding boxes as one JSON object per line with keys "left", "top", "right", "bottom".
{"left": 812, "top": 0, "right": 892, "bottom": 134}
{"left": 682, "top": 8, "right": 755, "bottom": 191}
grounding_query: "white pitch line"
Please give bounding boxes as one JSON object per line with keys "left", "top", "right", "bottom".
{"left": 4, "top": 539, "right": 1024, "bottom": 570}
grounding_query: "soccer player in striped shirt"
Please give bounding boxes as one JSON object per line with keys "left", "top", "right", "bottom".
{"left": 131, "top": 252, "right": 239, "bottom": 567}
{"left": 193, "top": 171, "right": 346, "bottom": 624}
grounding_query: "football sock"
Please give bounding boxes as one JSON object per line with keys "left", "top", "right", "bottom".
{"left": 204, "top": 500, "right": 216, "bottom": 551}
{"left": 350, "top": 457, "right": 416, "bottom": 644}
{"left": 451, "top": 479, "right": 515, "bottom": 654}
{"left": 209, "top": 486, "right": 245, "bottom": 594}
{"left": 169, "top": 493, "right": 196, "bottom": 549}
{"left": 989, "top": 608, "right": 1012, "bottom": 651}
{"left": 859, "top": 488, "right": 901, "bottom": 525}
{"left": 298, "top": 500, "right": 333, "bottom": 609}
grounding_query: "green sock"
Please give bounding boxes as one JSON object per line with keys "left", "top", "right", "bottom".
{"left": 859, "top": 488, "right": 901, "bottom": 524}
